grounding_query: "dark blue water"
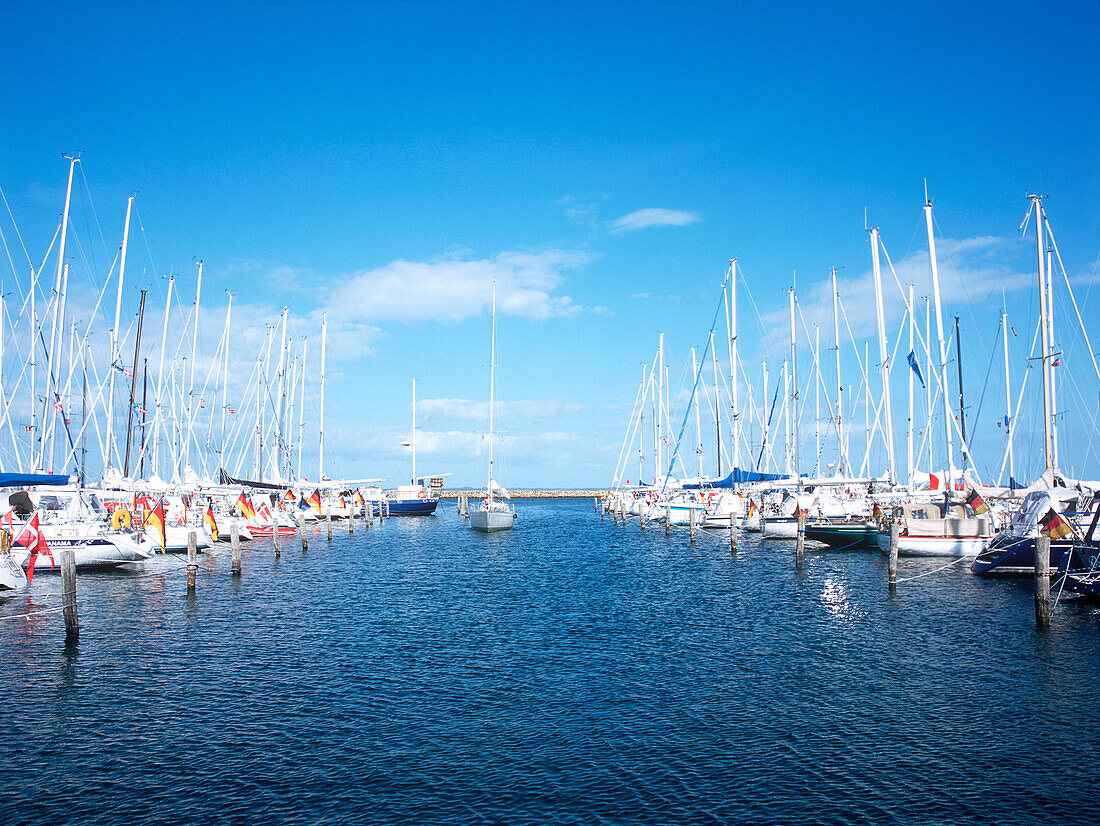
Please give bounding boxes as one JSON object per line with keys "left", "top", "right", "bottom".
{"left": 2, "top": 498, "right": 1098, "bottom": 825}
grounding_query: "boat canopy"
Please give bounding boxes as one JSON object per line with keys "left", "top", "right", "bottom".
{"left": 0, "top": 472, "right": 70, "bottom": 488}
{"left": 684, "top": 468, "right": 787, "bottom": 489}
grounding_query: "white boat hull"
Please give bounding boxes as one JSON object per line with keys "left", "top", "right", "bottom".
{"left": 762, "top": 517, "right": 799, "bottom": 539}
{"left": 15, "top": 535, "right": 150, "bottom": 570}
{"left": 875, "top": 532, "right": 991, "bottom": 558}
{"left": 470, "top": 507, "right": 515, "bottom": 533}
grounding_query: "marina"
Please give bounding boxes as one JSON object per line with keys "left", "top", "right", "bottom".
{"left": 2, "top": 1, "right": 1098, "bottom": 822}
{"left": 3, "top": 497, "right": 1100, "bottom": 824}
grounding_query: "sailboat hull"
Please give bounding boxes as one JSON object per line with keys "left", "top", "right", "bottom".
{"left": 470, "top": 508, "right": 515, "bottom": 533}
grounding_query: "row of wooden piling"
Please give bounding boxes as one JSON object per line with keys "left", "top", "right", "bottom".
{"left": 599, "top": 496, "right": 1054, "bottom": 629}
{"left": 37, "top": 502, "right": 392, "bottom": 644}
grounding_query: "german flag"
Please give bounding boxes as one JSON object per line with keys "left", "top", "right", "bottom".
{"left": 1039, "top": 508, "right": 1074, "bottom": 540}
{"left": 144, "top": 499, "right": 167, "bottom": 554}
{"left": 965, "top": 488, "right": 991, "bottom": 516}
{"left": 283, "top": 489, "right": 296, "bottom": 504}
{"left": 747, "top": 499, "right": 757, "bottom": 518}
{"left": 203, "top": 505, "right": 219, "bottom": 542}
{"left": 236, "top": 492, "right": 256, "bottom": 521}
{"left": 872, "top": 502, "right": 884, "bottom": 521}
{"left": 307, "top": 490, "right": 322, "bottom": 516}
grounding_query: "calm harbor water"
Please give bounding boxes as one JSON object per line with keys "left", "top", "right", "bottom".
{"left": 2, "top": 497, "right": 1098, "bottom": 825}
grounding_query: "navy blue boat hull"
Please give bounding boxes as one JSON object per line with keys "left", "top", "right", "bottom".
{"left": 374, "top": 498, "right": 439, "bottom": 516}
{"left": 970, "top": 533, "right": 1096, "bottom": 576}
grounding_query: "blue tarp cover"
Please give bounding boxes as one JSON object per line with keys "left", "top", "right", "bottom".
{"left": 684, "top": 468, "right": 787, "bottom": 489}
{"left": 0, "top": 473, "right": 70, "bottom": 487}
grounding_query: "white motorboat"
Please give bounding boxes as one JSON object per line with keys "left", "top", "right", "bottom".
{"left": 876, "top": 499, "right": 995, "bottom": 558}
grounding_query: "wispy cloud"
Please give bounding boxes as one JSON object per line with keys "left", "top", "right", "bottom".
{"left": 418, "top": 397, "right": 585, "bottom": 423}
{"left": 611, "top": 208, "right": 701, "bottom": 233}
{"left": 319, "top": 249, "right": 596, "bottom": 330}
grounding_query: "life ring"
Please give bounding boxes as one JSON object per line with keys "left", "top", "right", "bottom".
{"left": 418, "top": 490, "right": 427, "bottom": 499}
{"left": 112, "top": 508, "right": 132, "bottom": 530}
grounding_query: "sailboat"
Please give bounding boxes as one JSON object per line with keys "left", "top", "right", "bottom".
{"left": 470, "top": 279, "right": 516, "bottom": 533}
{"left": 383, "top": 379, "right": 440, "bottom": 516}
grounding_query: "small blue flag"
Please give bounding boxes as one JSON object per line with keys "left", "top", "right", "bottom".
{"left": 907, "top": 350, "right": 925, "bottom": 389}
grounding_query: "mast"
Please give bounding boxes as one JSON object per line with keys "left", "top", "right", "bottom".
{"left": 44, "top": 263, "right": 70, "bottom": 470}
{"left": 925, "top": 296, "right": 934, "bottom": 473}
{"left": 188, "top": 259, "right": 203, "bottom": 474}
{"left": 954, "top": 316, "right": 966, "bottom": 466}
{"left": 39, "top": 155, "right": 77, "bottom": 470}
{"left": 656, "top": 332, "right": 664, "bottom": 481}
{"left": 123, "top": 289, "right": 147, "bottom": 477}
{"left": 1030, "top": 194, "right": 1054, "bottom": 471}
{"left": 318, "top": 312, "right": 327, "bottom": 481}
{"left": 831, "top": 267, "right": 844, "bottom": 475}
{"left": 140, "top": 359, "right": 148, "bottom": 478}
{"left": 924, "top": 195, "right": 956, "bottom": 483}
{"left": 782, "top": 359, "right": 791, "bottom": 476}
{"left": 1002, "top": 307, "right": 1015, "bottom": 485}
{"left": 1046, "top": 244, "right": 1059, "bottom": 469}
{"left": 729, "top": 259, "right": 739, "bottom": 468}
{"left": 81, "top": 338, "right": 87, "bottom": 486}
{"left": 297, "top": 338, "right": 308, "bottom": 480}
{"left": 487, "top": 280, "right": 497, "bottom": 501}
{"left": 273, "top": 306, "right": 287, "bottom": 478}
{"left": 710, "top": 330, "right": 721, "bottom": 477}
{"left": 219, "top": 293, "right": 233, "bottom": 449}
{"left": 691, "top": 346, "right": 703, "bottom": 480}
{"left": 906, "top": 283, "right": 915, "bottom": 486}
{"left": 870, "top": 226, "right": 896, "bottom": 482}
{"left": 106, "top": 195, "right": 134, "bottom": 471}
{"left": 814, "top": 325, "right": 821, "bottom": 477}
{"left": 411, "top": 378, "right": 417, "bottom": 485}
{"left": 154, "top": 276, "right": 174, "bottom": 477}
{"left": 639, "top": 364, "right": 647, "bottom": 483}
{"left": 788, "top": 288, "right": 798, "bottom": 480}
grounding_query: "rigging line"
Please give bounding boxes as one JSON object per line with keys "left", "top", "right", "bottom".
{"left": 0, "top": 181, "right": 32, "bottom": 268}
{"left": 659, "top": 293, "right": 725, "bottom": 494}
{"left": 132, "top": 205, "right": 161, "bottom": 282}
{"left": 1046, "top": 220, "right": 1100, "bottom": 384}
{"left": 77, "top": 161, "right": 112, "bottom": 263}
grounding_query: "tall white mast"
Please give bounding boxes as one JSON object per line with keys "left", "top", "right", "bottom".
{"left": 487, "top": 280, "right": 497, "bottom": 500}
{"left": 39, "top": 155, "right": 78, "bottom": 469}
{"left": 411, "top": 378, "right": 418, "bottom": 485}
{"left": 869, "top": 226, "right": 896, "bottom": 482}
{"left": 1002, "top": 307, "right": 1015, "bottom": 485}
{"left": 106, "top": 195, "right": 134, "bottom": 471}
{"left": 729, "top": 259, "right": 739, "bottom": 468}
{"left": 44, "top": 263, "right": 70, "bottom": 470}
{"left": 924, "top": 195, "right": 956, "bottom": 482}
{"left": 273, "top": 306, "right": 287, "bottom": 478}
{"left": 1045, "top": 243, "right": 1058, "bottom": 470}
{"left": 297, "top": 337, "right": 308, "bottom": 480}
{"left": 814, "top": 324, "right": 821, "bottom": 477}
{"left": 924, "top": 296, "right": 934, "bottom": 473}
{"left": 710, "top": 330, "right": 721, "bottom": 478}
{"left": 906, "top": 283, "right": 915, "bottom": 486}
{"left": 186, "top": 259, "right": 203, "bottom": 474}
{"left": 154, "top": 275, "right": 174, "bottom": 478}
{"left": 1030, "top": 195, "right": 1054, "bottom": 471}
{"left": 318, "top": 311, "right": 327, "bottom": 481}
{"left": 219, "top": 293, "right": 233, "bottom": 449}
{"left": 831, "top": 267, "right": 845, "bottom": 475}
{"left": 788, "top": 288, "right": 798, "bottom": 479}
{"left": 691, "top": 346, "right": 703, "bottom": 479}
{"left": 656, "top": 332, "right": 665, "bottom": 482}
{"left": 782, "top": 359, "right": 791, "bottom": 476}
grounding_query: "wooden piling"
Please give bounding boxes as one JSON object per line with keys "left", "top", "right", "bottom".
{"left": 665, "top": 506, "right": 671, "bottom": 537}
{"left": 795, "top": 512, "right": 805, "bottom": 569}
{"left": 729, "top": 512, "right": 737, "bottom": 554}
{"left": 60, "top": 546, "right": 78, "bottom": 643}
{"left": 349, "top": 508, "right": 354, "bottom": 534}
{"left": 1035, "top": 533, "right": 1051, "bottom": 629}
{"left": 640, "top": 505, "right": 646, "bottom": 532}
{"left": 689, "top": 508, "right": 697, "bottom": 544}
{"left": 888, "top": 521, "right": 899, "bottom": 592}
{"left": 299, "top": 513, "right": 308, "bottom": 552}
{"left": 327, "top": 510, "right": 333, "bottom": 541}
{"left": 231, "top": 522, "right": 241, "bottom": 576}
{"left": 600, "top": 496, "right": 605, "bottom": 522}
{"left": 187, "top": 530, "right": 197, "bottom": 592}
{"left": 273, "top": 522, "right": 281, "bottom": 556}
{"left": 594, "top": 496, "right": 599, "bottom": 514}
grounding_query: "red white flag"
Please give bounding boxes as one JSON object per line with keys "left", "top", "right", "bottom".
{"left": 14, "top": 512, "right": 53, "bottom": 584}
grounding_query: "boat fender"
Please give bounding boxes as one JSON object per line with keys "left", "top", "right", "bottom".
{"left": 112, "top": 508, "right": 132, "bottom": 530}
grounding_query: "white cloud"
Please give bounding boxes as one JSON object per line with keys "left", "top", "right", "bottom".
{"left": 611, "top": 208, "right": 701, "bottom": 233}
{"left": 320, "top": 249, "right": 595, "bottom": 327}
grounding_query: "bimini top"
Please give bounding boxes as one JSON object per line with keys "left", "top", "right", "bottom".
{"left": 0, "top": 472, "right": 71, "bottom": 488}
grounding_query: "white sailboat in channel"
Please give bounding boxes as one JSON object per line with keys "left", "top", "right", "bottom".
{"left": 470, "top": 279, "right": 516, "bottom": 533}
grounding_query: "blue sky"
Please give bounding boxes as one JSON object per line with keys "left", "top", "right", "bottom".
{"left": 2, "top": 1, "right": 1098, "bottom": 487}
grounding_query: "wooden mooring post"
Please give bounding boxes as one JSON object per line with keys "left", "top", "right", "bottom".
{"left": 795, "top": 512, "right": 805, "bottom": 569}
{"left": 273, "top": 522, "right": 281, "bottom": 557}
{"left": 689, "top": 508, "right": 697, "bottom": 545}
{"left": 729, "top": 512, "right": 737, "bottom": 554}
{"left": 888, "top": 521, "right": 899, "bottom": 592}
{"left": 231, "top": 522, "right": 241, "bottom": 576}
{"left": 60, "top": 545, "right": 78, "bottom": 644}
{"left": 665, "top": 506, "right": 671, "bottom": 537}
{"left": 299, "top": 513, "right": 308, "bottom": 552}
{"left": 594, "top": 496, "right": 599, "bottom": 515}
{"left": 349, "top": 509, "right": 354, "bottom": 534}
{"left": 187, "top": 530, "right": 198, "bottom": 592}
{"left": 640, "top": 505, "right": 646, "bottom": 532}
{"left": 1035, "top": 533, "right": 1051, "bottom": 629}
{"left": 600, "top": 496, "right": 605, "bottom": 522}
